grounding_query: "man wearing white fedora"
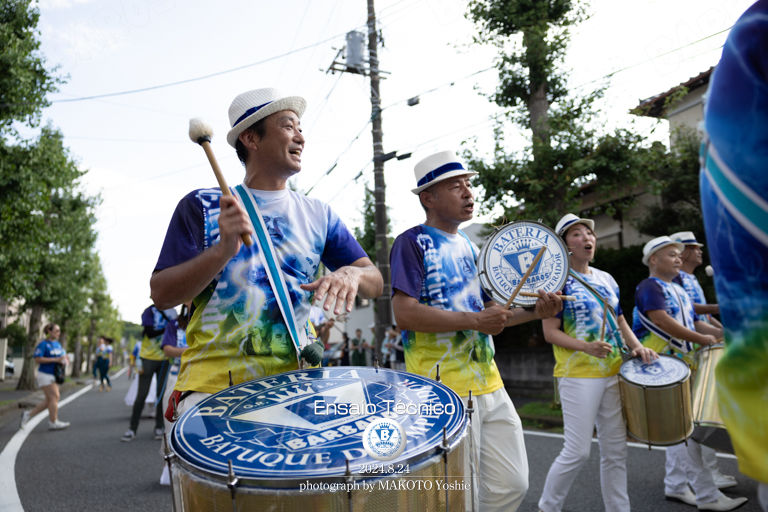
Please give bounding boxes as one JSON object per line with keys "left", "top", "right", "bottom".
{"left": 148, "top": 88, "right": 382, "bottom": 417}
{"left": 669, "top": 231, "right": 735, "bottom": 490}
{"left": 669, "top": 232, "right": 723, "bottom": 329}
{"left": 390, "top": 150, "right": 563, "bottom": 512}
{"left": 632, "top": 237, "right": 746, "bottom": 511}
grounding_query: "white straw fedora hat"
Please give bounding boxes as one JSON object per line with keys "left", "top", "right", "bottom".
{"left": 642, "top": 236, "right": 685, "bottom": 266}
{"left": 226, "top": 88, "right": 306, "bottom": 148}
{"left": 555, "top": 213, "right": 595, "bottom": 237}
{"left": 411, "top": 150, "right": 477, "bottom": 195}
{"left": 669, "top": 231, "right": 704, "bottom": 247}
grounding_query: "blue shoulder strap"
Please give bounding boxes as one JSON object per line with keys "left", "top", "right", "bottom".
{"left": 233, "top": 185, "right": 306, "bottom": 360}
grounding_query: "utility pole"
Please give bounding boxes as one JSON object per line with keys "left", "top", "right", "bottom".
{"left": 367, "top": 0, "right": 392, "bottom": 364}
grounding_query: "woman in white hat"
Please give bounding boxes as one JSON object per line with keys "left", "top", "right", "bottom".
{"left": 538, "top": 214, "right": 656, "bottom": 512}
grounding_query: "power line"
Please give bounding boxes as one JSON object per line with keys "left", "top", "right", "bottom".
{"left": 573, "top": 26, "right": 731, "bottom": 89}
{"left": 48, "top": 29, "right": 362, "bottom": 104}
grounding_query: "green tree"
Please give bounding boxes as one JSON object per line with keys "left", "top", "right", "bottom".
{"left": 354, "top": 184, "right": 392, "bottom": 264}
{"left": 0, "top": 126, "right": 99, "bottom": 390}
{"left": 463, "top": 0, "right": 653, "bottom": 226}
{"left": 635, "top": 126, "right": 704, "bottom": 239}
{"left": 0, "top": 0, "right": 61, "bottom": 135}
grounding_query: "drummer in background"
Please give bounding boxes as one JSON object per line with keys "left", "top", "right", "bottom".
{"left": 632, "top": 237, "right": 747, "bottom": 511}
{"left": 537, "top": 214, "right": 657, "bottom": 512}
{"left": 149, "top": 88, "right": 382, "bottom": 414}
{"left": 390, "top": 150, "right": 563, "bottom": 512}
{"left": 669, "top": 232, "right": 723, "bottom": 330}
{"left": 669, "top": 231, "right": 736, "bottom": 490}
{"left": 158, "top": 301, "right": 191, "bottom": 486}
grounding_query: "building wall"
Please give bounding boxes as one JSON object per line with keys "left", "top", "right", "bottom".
{"left": 668, "top": 86, "right": 706, "bottom": 137}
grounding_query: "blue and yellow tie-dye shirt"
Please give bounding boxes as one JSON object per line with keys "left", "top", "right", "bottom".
{"left": 390, "top": 224, "right": 503, "bottom": 398}
{"left": 553, "top": 268, "right": 624, "bottom": 378}
{"left": 140, "top": 305, "right": 177, "bottom": 361}
{"left": 700, "top": 0, "right": 768, "bottom": 482}
{"left": 632, "top": 277, "right": 698, "bottom": 364}
{"left": 155, "top": 187, "right": 366, "bottom": 394}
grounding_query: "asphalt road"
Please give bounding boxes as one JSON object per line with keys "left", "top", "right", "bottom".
{"left": 0, "top": 371, "right": 761, "bottom": 512}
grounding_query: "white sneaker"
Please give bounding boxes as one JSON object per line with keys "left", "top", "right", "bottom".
{"left": 48, "top": 419, "right": 70, "bottom": 430}
{"left": 121, "top": 429, "right": 136, "bottom": 442}
{"left": 19, "top": 411, "right": 30, "bottom": 429}
{"left": 712, "top": 470, "right": 738, "bottom": 489}
{"left": 666, "top": 488, "right": 697, "bottom": 506}
{"left": 154, "top": 427, "right": 164, "bottom": 440}
{"left": 697, "top": 495, "right": 748, "bottom": 511}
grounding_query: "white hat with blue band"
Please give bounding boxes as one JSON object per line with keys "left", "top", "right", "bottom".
{"left": 555, "top": 213, "right": 595, "bottom": 237}
{"left": 226, "top": 88, "right": 306, "bottom": 148}
{"left": 642, "top": 236, "right": 685, "bottom": 266}
{"left": 669, "top": 231, "right": 704, "bottom": 247}
{"left": 411, "top": 151, "right": 477, "bottom": 195}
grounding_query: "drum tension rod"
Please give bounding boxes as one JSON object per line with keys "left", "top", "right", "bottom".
{"left": 435, "top": 364, "right": 441, "bottom": 383}
{"left": 228, "top": 371, "right": 233, "bottom": 388}
{"left": 467, "top": 390, "right": 474, "bottom": 423}
{"left": 442, "top": 427, "right": 450, "bottom": 512}
{"left": 374, "top": 357, "right": 379, "bottom": 370}
{"left": 345, "top": 458, "right": 354, "bottom": 512}
{"left": 227, "top": 459, "right": 239, "bottom": 512}
{"left": 163, "top": 433, "right": 179, "bottom": 512}
{"left": 172, "top": 397, "right": 179, "bottom": 422}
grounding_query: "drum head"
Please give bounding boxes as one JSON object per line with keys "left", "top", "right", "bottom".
{"left": 620, "top": 354, "right": 691, "bottom": 387}
{"left": 171, "top": 367, "right": 465, "bottom": 484}
{"left": 478, "top": 220, "right": 569, "bottom": 307}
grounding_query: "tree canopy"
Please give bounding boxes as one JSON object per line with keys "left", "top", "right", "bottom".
{"left": 464, "top": 0, "right": 655, "bottom": 226}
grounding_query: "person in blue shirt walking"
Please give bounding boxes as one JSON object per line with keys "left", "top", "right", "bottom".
{"left": 19, "top": 323, "right": 70, "bottom": 430}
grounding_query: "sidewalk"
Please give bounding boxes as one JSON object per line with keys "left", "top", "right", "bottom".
{"left": 0, "top": 376, "right": 93, "bottom": 417}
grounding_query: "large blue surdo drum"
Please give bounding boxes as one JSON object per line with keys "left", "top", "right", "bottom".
{"left": 168, "top": 367, "right": 468, "bottom": 511}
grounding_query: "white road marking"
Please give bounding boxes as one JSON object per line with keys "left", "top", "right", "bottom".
{"left": 523, "top": 429, "right": 737, "bottom": 459}
{"left": 0, "top": 366, "right": 128, "bottom": 512}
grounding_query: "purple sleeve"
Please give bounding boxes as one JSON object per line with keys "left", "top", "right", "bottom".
{"left": 154, "top": 191, "right": 205, "bottom": 272}
{"left": 161, "top": 320, "right": 178, "bottom": 348}
{"left": 390, "top": 233, "right": 425, "bottom": 300}
{"left": 320, "top": 206, "right": 368, "bottom": 271}
{"left": 141, "top": 307, "right": 154, "bottom": 327}
{"left": 635, "top": 279, "right": 666, "bottom": 315}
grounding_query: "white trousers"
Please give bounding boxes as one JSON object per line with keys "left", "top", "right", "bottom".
{"left": 665, "top": 439, "right": 723, "bottom": 505}
{"left": 539, "top": 376, "right": 629, "bottom": 512}
{"left": 463, "top": 387, "right": 529, "bottom": 512}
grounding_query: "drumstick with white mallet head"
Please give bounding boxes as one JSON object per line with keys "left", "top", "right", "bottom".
{"left": 188, "top": 118, "right": 253, "bottom": 246}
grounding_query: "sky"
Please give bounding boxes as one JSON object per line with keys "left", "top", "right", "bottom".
{"left": 19, "top": 0, "right": 755, "bottom": 323}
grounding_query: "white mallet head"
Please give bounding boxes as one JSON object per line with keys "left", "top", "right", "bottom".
{"left": 189, "top": 118, "right": 214, "bottom": 145}
{"left": 705, "top": 265, "right": 714, "bottom": 277}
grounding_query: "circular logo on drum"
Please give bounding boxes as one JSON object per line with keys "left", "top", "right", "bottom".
{"left": 479, "top": 221, "right": 569, "bottom": 307}
{"left": 171, "top": 368, "right": 465, "bottom": 479}
{"left": 620, "top": 355, "right": 689, "bottom": 387}
{"left": 362, "top": 418, "right": 407, "bottom": 461}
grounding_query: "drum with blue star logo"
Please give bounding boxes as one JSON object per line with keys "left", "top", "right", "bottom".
{"left": 168, "top": 367, "right": 469, "bottom": 510}
{"left": 478, "top": 220, "right": 570, "bottom": 307}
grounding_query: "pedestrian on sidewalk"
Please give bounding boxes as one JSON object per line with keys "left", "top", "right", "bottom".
{"left": 95, "top": 336, "right": 113, "bottom": 392}
{"left": 19, "top": 323, "right": 70, "bottom": 431}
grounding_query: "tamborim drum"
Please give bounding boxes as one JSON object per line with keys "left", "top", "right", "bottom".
{"left": 477, "top": 220, "right": 569, "bottom": 308}
{"left": 690, "top": 344, "right": 734, "bottom": 453}
{"left": 618, "top": 354, "right": 693, "bottom": 446}
{"left": 169, "top": 367, "right": 468, "bottom": 511}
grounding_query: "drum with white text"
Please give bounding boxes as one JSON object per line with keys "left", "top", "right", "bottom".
{"left": 169, "top": 367, "right": 468, "bottom": 511}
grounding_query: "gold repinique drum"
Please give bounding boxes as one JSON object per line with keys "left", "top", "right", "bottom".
{"left": 167, "top": 367, "right": 468, "bottom": 511}
{"left": 618, "top": 354, "right": 693, "bottom": 446}
{"left": 690, "top": 343, "right": 734, "bottom": 453}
